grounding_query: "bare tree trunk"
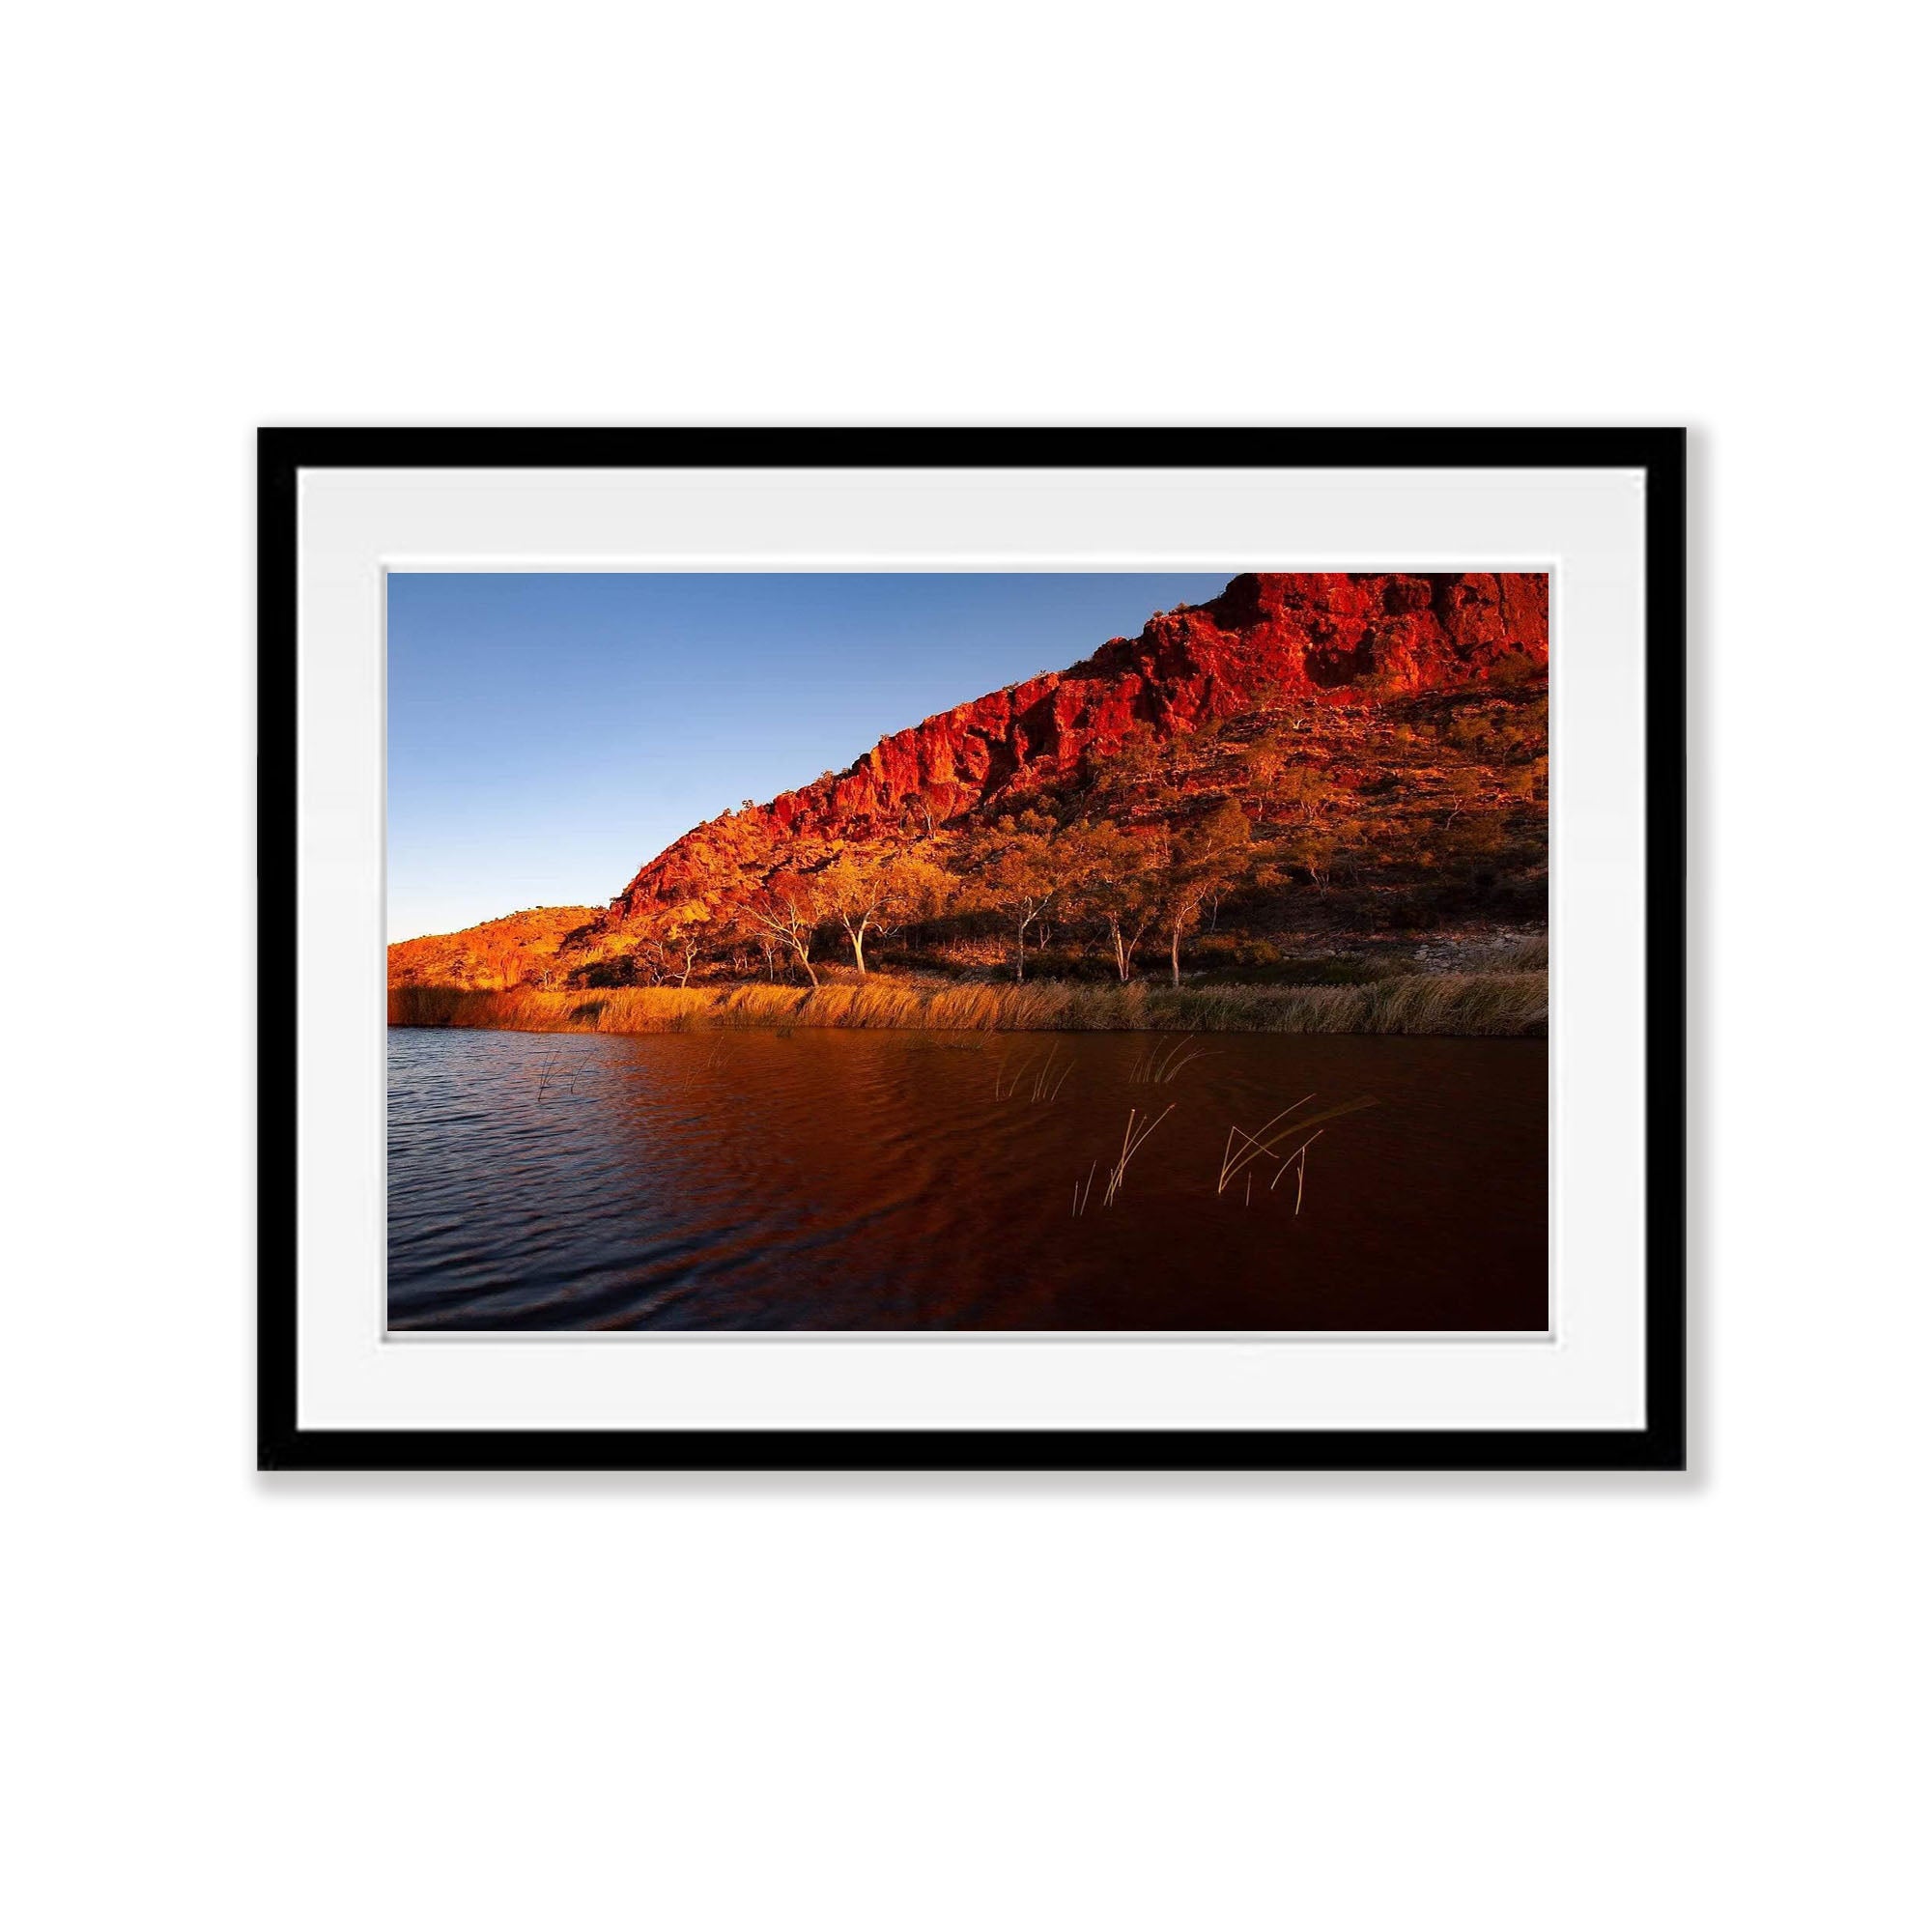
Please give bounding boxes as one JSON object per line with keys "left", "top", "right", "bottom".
{"left": 795, "top": 941, "right": 818, "bottom": 988}
{"left": 847, "top": 918, "right": 867, "bottom": 977}
{"left": 1170, "top": 920, "right": 1182, "bottom": 988}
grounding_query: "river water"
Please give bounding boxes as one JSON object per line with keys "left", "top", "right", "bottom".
{"left": 387, "top": 1027, "right": 1547, "bottom": 1331}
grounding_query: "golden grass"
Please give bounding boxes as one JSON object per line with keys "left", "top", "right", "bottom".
{"left": 389, "top": 970, "right": 1546, "bottom": 1037}
{"left": 993, "top": 1046, "right": 1075, "bottom": 1101}
{"left": 1100, "top": 1104, "right": 1174, "bottom": 1208}
{"left": 1217, "top": 1096, "right": 1379, "bottom": 1195}
{"left": 1129, "top": 1034, "right": 1213, "bottom": 1084}
{"left": 1471, "top": 934, "right": 1549, "bottom": 973}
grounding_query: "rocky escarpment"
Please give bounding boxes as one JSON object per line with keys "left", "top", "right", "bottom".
{"left": 608, "top": 572, "right": 1547, "bottom": 925}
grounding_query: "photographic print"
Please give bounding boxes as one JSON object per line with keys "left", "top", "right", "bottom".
{"left": 385, "top": 568, "right": 1551, "bottom": 1334}
{"left": 263, "top": 427, "right": 1683, "bottom": 1469}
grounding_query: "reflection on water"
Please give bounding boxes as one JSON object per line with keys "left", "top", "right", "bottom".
{"left": 387, "top": 1028, "right": 1547, "bottom": 1331}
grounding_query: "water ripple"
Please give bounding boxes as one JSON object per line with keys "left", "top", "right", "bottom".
{"left": 387, "top": 1027, "right": 1547, "bottom": 1331}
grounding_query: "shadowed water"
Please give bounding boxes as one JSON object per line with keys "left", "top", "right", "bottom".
{"left": 387, "top": 1027, "right": 1547, "bottom": 1331}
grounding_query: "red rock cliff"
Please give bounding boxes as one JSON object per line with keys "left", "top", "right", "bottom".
{"left": 611, "top": 572, "right": 1547, "bottom": 923}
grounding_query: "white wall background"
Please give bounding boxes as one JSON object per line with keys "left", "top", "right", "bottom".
{"left": 4, "top": 5, "right": 1926, "bottom": 1928}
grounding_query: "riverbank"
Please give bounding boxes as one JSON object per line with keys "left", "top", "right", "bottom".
{"left": 388, "top": 972, "right": 1547, "bottom": 1037}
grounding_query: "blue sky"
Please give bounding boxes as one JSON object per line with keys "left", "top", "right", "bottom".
{"left": 386, "top": 572, "right": 1233, "bottom": 939}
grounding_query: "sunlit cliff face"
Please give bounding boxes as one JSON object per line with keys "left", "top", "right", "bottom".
{"left": 609, "top": 573, "right": 1548, "bottom": 923}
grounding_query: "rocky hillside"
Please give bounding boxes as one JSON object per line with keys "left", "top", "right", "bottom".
{"left": 611, "top": 573, "right": 1546, "bottom": 924}
{"left": 386, "top": 905, "right": 603, "bottom": 991}
{"left": 388, "top": 572, "right": 1549, "bottom": 992}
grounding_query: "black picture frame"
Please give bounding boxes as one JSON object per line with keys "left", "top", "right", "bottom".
{"left": 259, "top": 427, "right": 1686, "bottom": 1473}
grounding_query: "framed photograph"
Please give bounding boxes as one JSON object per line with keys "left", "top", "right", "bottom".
{"left": 260, "top": 427, "right": 1685, "bottom": 1471}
